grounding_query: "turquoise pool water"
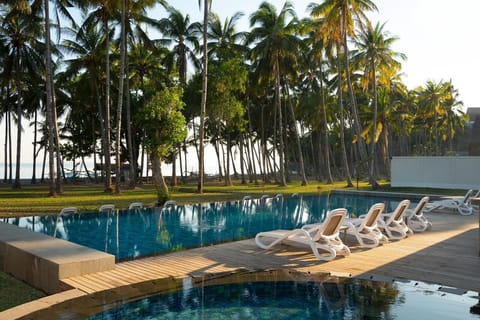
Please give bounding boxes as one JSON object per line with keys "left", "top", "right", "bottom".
{"left": 4, "top": 193, "right": 412, "bottom": 261}
{"left": 82, "top": 271, "right": 479, "bottom": 320}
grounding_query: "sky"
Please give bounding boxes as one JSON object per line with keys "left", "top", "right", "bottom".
{"left": 1, "top": 0, "right": 479, "bottom": 177}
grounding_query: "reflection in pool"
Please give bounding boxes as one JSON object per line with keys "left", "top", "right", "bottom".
{"left": 21, "top": 270, "right": 480, "bottom": 320}
{"left": 4, "top": 193, "right": 415, "bottom": 261}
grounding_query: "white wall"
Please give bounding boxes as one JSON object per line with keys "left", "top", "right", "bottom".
{"left": 391, "top": 156, "right": 480, "bottom": 189}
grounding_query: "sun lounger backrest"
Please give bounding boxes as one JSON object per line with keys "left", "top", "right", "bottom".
{"left": 59, "top": 207, "right": 78, "bottom": 216}
{"left": 99, "top": 204, "right": 115, "bottom": 213}
{"left": 413, "top": 197, "right": 429, "bottom": 216}
{"left": 392, "top": 200, "right": 410, "bottom": 222}
{"left": 128, "top": 202, "right": 143, "bottom": 210}
{"left": 317, "top": 208, "right": 347, "bottom": 237}
{"left": 462, "top": 190, "right": 474, "bottom": 204}
{"left": 364, "top": 203, "right": 385, "bottom": 228}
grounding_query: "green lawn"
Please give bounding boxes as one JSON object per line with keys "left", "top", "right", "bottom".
{"left": 0, "top": 179, "right": 469, "bottom": 312}
{"left": 0, "top": 272, "right": 45, "bottom": 312}
{"left": 0, "top": 179, "right": 380, "bottom": 216}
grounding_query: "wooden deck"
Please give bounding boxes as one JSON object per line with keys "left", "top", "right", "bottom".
{"left": 2, "top": 210, "right": 479, "bottom": 319}
{"left": 61, "top": 210, "right": 479, "bottom": 293}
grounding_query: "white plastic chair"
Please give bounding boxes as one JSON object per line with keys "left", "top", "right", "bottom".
{"left": 128, "top": 202, "right": 143, "bottom": 210}
{"left": 406, "top": 197, "right": 432, "bottom": 232}
{"left": 54, "top": 207, "right": 78, "bottom": 238}
{"left": 424, "top": 190, "right": 476, "bottom": 216}
{"left": 163, "top": 200, "right": 176, "bottom": 207}
{"left": 99, "top": 204, "right": 115, "bottom": 213}
{"left": 378, "top": 200, "right": 413, "bottom": 240}
{"left": 59, "top": 207, "right": 78, "bottom": 216}
{"left": 343, "top": 203, "right": 388, "bottom": 248}
{"left": 255, "top": 208, "right": 351, "bottom": 261}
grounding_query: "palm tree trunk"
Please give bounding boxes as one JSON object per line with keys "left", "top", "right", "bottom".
{"left": 213, "top": 140, "right": 223, "bottom": 178}
{"left": 240, "top": 134, "right": 246, "bottom": 184}
{"left": 104, "top": 17, "right": 112, "bottom": 192}
{"left": 274, "top": 57, "right": 286, "bottom": 186}
{"left": 125, "top": 52, "right": 136, "bottom": 189}
{"left": 369, "top": 64, "right": 379, "bottom": 189}
{"left": 337, "top": 51, "right": 353, "bottom": 187}
{"left": 284, "top": 77, "right": 307, "bottom": 186}
{"left": 31, "top": 109, "right": 37, "bottom": 184}
{"left": 151, "top": 152, "right": 169, "bottom": 205}
{"left": 225, "top": 137, "right": 232, "bottom": 186}
{"left": 94, "top": 79, "right": 106, "bottom": 184}
{"left": 319, "top": 59, "right": 333, "bottom": 183}
{"left": 178, "top": 145, "right": 184, "bottom": 182}
{"left": 44, "top": 0, "right": 56, "bottom": 195}
{"left": 4, "top": 110, "right": 9, "bottom": 183}
{"left": 229, "top": 143, "right": 238, "bottom": 177}
{"left": 41, "top": 145, "right": 47, "bottom": 182}
{"left": 81, "top": 155, "right": 92, "bottom": 181}
{"left": 343, "top": 27, "right": 368, "bottom": 170}
{"left": 246, "top": 104, "right": 258, "bottom": 184}
{"left": 197, "top": 0, "right": 209, "bottom": 193}
{"left": 8, "top": 111, "right": 13, "bottom": 183}
{"left": 13, "top": 55, "right": 22, "bottom": 189}
{"left": 93, "top": 131, "right": 98, "bottom": 183}
{"left": 183, "top": 141, "right": 188, "bottom": 180}
{"left": 115, "top": 0, "right": 126, "bottom": 194}
{"left": 260, "top": 105, "right": 267, "bottom": 183}
{"left": 52, "top": 86, "right": 63, "bottom": 193}
{"left": 171, "top": 146, "right": 178, "bottom": 186}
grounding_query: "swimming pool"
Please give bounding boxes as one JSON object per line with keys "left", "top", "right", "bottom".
{"left": 4, "top": 193, "right": 414, "bottom": 261}
{"left": 21, "top": 270, "right": 480, "bottom": 319}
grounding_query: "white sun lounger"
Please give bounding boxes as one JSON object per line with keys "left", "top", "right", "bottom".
{"left": 406, "top": 196, "right": 432, "bottom": 232}
{"left": 424, "top": 189, "right": 477, "bottom": 216}
{"left": 99, "top": 204, "right": 115, "bottom": 213}
{"left": 255, "top": 208, "right": 351, "bottom": 261}
{"left": 59, "top": 207, "right": 78, "bottom": 216}
{"left": 378, "top": 199, "right": 413, "bottom": 240}
{"left": 53, "top": 207, "right": 78, "bottom": 238}
{"left": 343, "top": 203, "right": 388, "bottom": 248}
{"left": 128, "top": 202, "right": 144, "bottom": 212}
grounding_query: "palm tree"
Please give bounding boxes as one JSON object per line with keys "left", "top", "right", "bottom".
{"left": 440, "top": 81, "right": 465, "bottom": 152}
{"left": 417, "top": 80, "right": 464, "bottom": 155}
{"left": 154, "top": 6, "right": 200, "bottom": 88}
{"left": 207, "top": 11, "right": 247, "bottom": 61}
{"left": 309, "top": 0, "right": 377, "bottom": 183}
{"left": 352, "top": 21, "right": 405, "bottom": 186}
{"left": 153, "top": 6, "right": 200, "bottom": 187}
{"left": 44, "top": 0, "right": 77, "bottom": 195}
{"left": 0, "top": 4, "right": 44, "bottom": 189}
{"left": 306, "top": 7, "right": 354, "bottom": 185}
{"left": 62, "top": 22, "right": 110, "bottom": 182}
{"left": 81, "top": 0, "right": 121, "bottom": 192}
{"left": 248, "top": 1, "right": 300, "bottom": 186}
{"left": 205, "top": 12, "right": 248, "bottom": 185}
{"left": 120, "top": 0, "right": 165, "bottom": 189}
{"left": 301, "top": 16, "right": 334, "bottom": 183}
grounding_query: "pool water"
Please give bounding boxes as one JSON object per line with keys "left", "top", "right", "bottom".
{"left": 79, "top": 270, "right": 479, "bottom": 320}
{"left": 4, "top": 193, "right": 414, "bottom": 261}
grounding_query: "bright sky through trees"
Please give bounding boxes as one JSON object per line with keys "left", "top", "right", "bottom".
{"left": 167, "top": 0, "right": 479, "bottom": 110}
